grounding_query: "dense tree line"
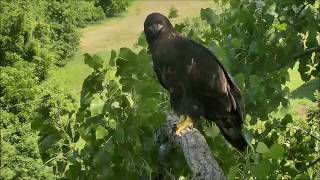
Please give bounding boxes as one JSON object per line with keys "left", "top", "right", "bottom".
{"left": 0, "top": 0, "right": 129, "bottom": 179}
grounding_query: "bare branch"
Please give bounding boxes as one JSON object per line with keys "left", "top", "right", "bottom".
{"left": 293, "top": 46, "right": 320, "bottom": 59}
{"left": 155, "top": 112, "right": 225, "bottom": 180}
{"left": 295, "top": 4, "right": 307, "bottom": 18}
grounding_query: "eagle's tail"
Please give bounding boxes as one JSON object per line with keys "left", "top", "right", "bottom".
{"left": 217, "top": 114, "right": 248, "bottom": 151}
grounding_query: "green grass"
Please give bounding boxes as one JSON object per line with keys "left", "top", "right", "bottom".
{"left": 47, "top": 51, "right": 111, "bottom": 99}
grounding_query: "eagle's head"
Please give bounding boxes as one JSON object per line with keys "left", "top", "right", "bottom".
{"left": 144, "top": 13, "right": 174, "bottom": 45}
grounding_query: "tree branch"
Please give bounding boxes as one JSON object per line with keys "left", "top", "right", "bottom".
{"left": 293, "top": 46, "right": 320, "bottom": 59}
{"left": 155, "top": 112, "right": 225, "bottom": 180}
{"left": 295, "top": 4, "right": 307, "bottom": 19}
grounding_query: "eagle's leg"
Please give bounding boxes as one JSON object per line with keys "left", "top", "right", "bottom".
{"left": 176, "top": 115, "right": 193, "bottom": 136}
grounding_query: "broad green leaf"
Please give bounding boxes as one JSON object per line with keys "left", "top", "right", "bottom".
{"left": 250, "top": 159, "right": 270, "bottom": 178}
{"left": 104, "top": 138, "right": 115, "bottom": 156}
{"left": 213, "top": 46, "right": 230, "bottom": 69}
{"left": 306, "top": 29, "right": 318, "bottom": 48}
{"left": 231, "top": 38, "right": 241, "bottom": 48}
{"left": 84, "top": 53, "right": 103, "bottom": 70}
{"left": 96, "top": 125, "right": 108, "bottom": 140}
{"left": 274, "top": 23, "right": 287, "bottom": 31}
{"left": 106, "top": 66, "right": 117, "bottom": 82}
{"left": 267, "top": 143, "right": 284, "bottom": 159}
{"left": 116, "top": 48, "right": 138, "bottom": 77}
{"left": 74, "top": 137, "right": 86, "bottom": 150}
{"left": 111, "top": 101, "right": 120, "bottom": 109}
{"left": 90, "top": 97, "right": 105, "bottom": 116}
{"left": 256, "top": 142, "right": 269, "bottom": 154}
{"left": 204, "top": 125, "right": 220, "bottom": 140}
{"left": 249, "top": 75, "right": 262, "bottom": 87}
{"left": 234, "top": 73, "right": 245, "bottom": 90}
{"left": 93, "top": 149, "right": 109, "bottom": 167}
{"left": 228, "top": 165, "right": 238, "bottom": 179}
{"left": 137, "top": 32, "right": 147, "bottom": 47}
{"left": 114, "top": 127, "right": 125, "bottom": 144}
{"left": 106, "top": 118, "right": 117, "bottom": 129}
{"left": 200, "top": 8, "right": 220, "bottom": 25}
{"left": 249, "top": 41, "right": 257, "bottom": 54}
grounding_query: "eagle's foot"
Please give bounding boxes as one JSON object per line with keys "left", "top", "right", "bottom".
{"left": 175, "top": 115, "right": 193, "bottom": 136}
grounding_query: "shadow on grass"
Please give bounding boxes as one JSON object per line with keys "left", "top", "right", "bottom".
{"left": 290, "top": 78, "right": 319, "bottom": 101}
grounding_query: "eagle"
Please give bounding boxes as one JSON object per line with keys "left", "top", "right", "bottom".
{"left": 144, "top": 13, "right": 247, "bottom": 151}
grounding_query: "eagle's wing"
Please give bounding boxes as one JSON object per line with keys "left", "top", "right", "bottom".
{"left": 183, "top": 38, "right": 247, "bottom": 150}
{"left": 185, "top": 39, "right": 245, "bottom": 120}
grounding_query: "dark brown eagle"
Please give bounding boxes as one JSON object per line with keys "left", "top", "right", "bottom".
{"left": 144, "top": 13, "right": 247, "bottom": 151}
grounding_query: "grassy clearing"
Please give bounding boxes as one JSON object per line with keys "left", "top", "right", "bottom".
{"left": 80, "top": 1, "right": 214, "bottom": 53}
{"left": 47, "top": 1, "right": 215, "bottom": 98}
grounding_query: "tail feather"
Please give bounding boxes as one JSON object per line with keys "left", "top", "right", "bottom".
{"left": 218, "top": 124, "right": 248, "bottom": 151}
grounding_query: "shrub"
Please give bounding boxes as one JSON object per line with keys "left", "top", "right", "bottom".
{"left": 95, "top": 0, "right": 130, "bottom": 17}
{"left": 168, "top": 6, "right": 178, "bottom": 18}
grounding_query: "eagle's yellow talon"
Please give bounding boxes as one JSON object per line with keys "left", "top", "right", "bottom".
{"left": 175, "top": 115, "right": 193, "bottom": 136}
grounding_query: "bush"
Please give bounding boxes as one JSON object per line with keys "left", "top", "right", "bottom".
{"left": 168, "top": 6, "right": 178, "bottom": 18}
{"left": 0, "top": 0, "right": 54, "bottom": 80}
{"left": 0, "top": 110, "right": 54, "bottom": 179}
{"left": 0, "top": 61, "right": 53, "bottom": 179}
{"left": 95, "top": 0, "right": 130, "bottom": 17}
{"left": 75, "top": 1, "right": 105, "bottom": 27}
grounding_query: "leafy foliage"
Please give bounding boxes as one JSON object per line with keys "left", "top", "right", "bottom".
{"left": 33, "top": 48, "right": 171, "bottom": 179}
{"left": 168, "top": 6, "right": 179, "bottom": 19}
{"left": 94, "top": 0, "right": 130, "bottom": 17}
{"left": 0, "top": 0, "right": 129, "bottom": 179}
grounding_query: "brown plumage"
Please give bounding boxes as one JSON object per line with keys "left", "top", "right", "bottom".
{"left": 144, "top": 13, "right": 247, "bottom": 151}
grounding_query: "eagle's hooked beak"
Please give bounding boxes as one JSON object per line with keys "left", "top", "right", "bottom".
{"left": 148, "top": 23, "right": 164, "bottom": 36}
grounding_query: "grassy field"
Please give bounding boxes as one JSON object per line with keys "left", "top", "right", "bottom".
{"left": 47, "top": 0, "right": 215, "bottom": 97}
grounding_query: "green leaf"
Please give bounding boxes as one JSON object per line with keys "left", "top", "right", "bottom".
{"left": 116, "top": 48, "right": 138, "bottom": 77}
{"left": 249, "top": 41, "right": 257, "bottom": 54}
{"left": 74, "top": 137, "right": 86, "bottom": 150}
{"left": 234, "top": 73, "right": 245, "bottom": 90}
{"left": 106, "top": 118, "right": 117, "bottom": 129}
{"left": 213, "top": 46, "right": 230, "bottom": 68}
{"left": 90, "top": 97, "right": 105, "bottom": 116}
{"left": 114, "top": 127, "right": 125, "bottom": 144}
{"left": 96, "top": 125, "right": 109, "bottom": 140}
{"left": 111, "top": 101, "right": 120, "bottom": 109}
{"left": 267, "top": 143, "right": 284, "bottom": 159}
{"left": 200, "top": 8, "right": 220, "bottom": 25}
{"left": 256, "top": 142, "right": 269, "bottom": 154}
{"left": 204, "top": 125, "right": 220, "bottom": 140}
{"left": 249, "top": 75, "right": 262, "bottom": 87}
{"left": 84, "top": 53, "right": 103, "bottom": 70}
{"left": 250, "top": 159, "right": 270, "bottom": 178}
{"left": 231, "top": 38, "right": 241, "bottom": 48}
{"left": 228, "top": 165, "right": 238, "bottom": 179}
{"left": 274, "top": 23, "right": 287, "bottom": 31}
